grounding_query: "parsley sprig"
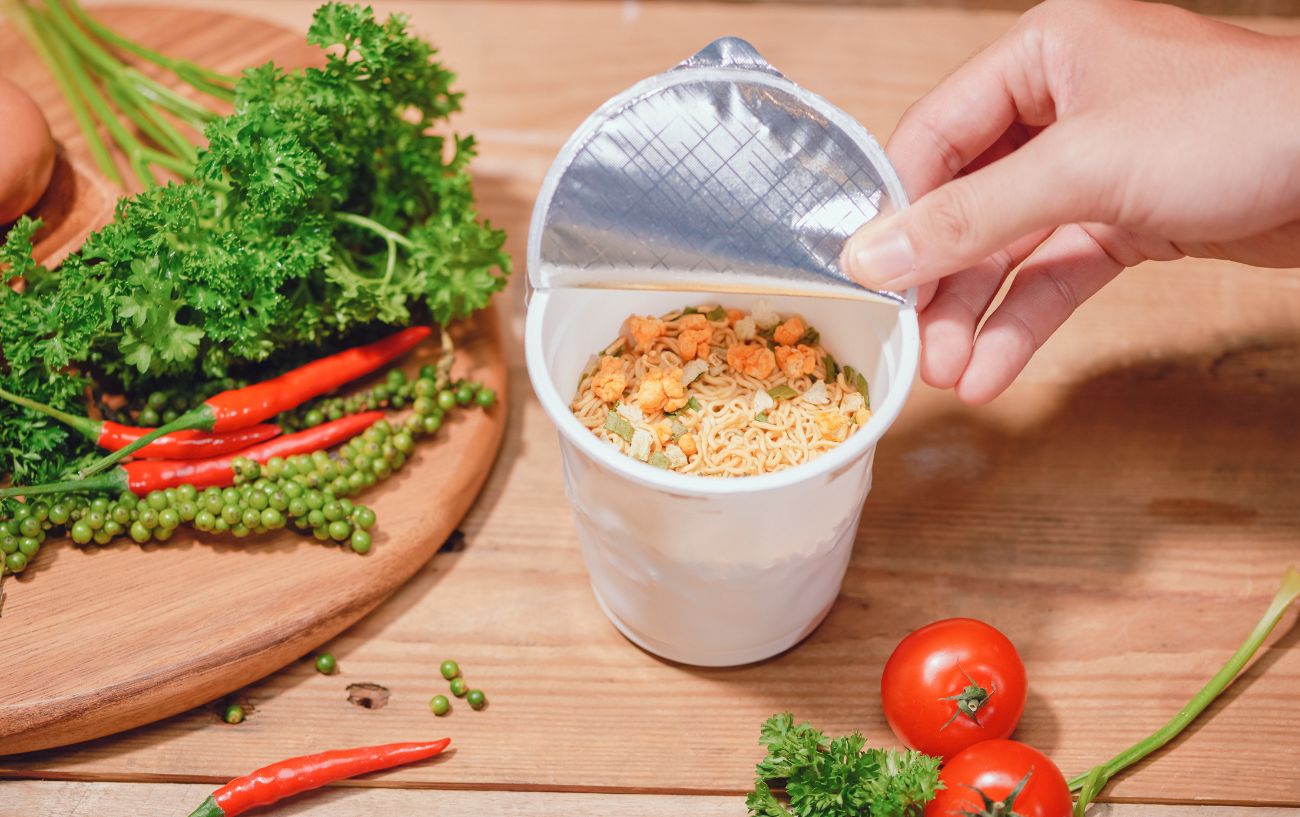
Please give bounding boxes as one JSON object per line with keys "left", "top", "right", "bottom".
{"left": 747, "top": 713, "right": 942, "bottom": 817}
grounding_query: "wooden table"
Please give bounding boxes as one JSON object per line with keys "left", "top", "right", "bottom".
{"left": 5, "top": 1, "right": 1300, "bottom": 814}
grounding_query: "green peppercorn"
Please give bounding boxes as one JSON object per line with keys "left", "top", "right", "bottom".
{"left": 147, "top": 391, "right": 169, "bottom": 411}
{"left": 18, "top": 537, "right": 40, "bottom": 557}
{"left": 455, "top": 384, "right": 475, "bottom": 406}
{"left": 327, "top": 520, "right": 351, "bottom": 541}
{"left": 48, "top": 503, "right": 70, "bottom": 526}
{"left": 138, "top": 407, "right": 160, "bottom": 426}
{"left": 315, "top": 653, "right": 337, "bottom": 674}
{"left": 0, "top": 536, "right": 16, "bottom": 554}
{"left": 352, "top": 506, "right": 377, "bottom": 530}
{"left": 421, "top": 414, "right": 442, "bottom": 435}
{"left": 223, "top": 704, "right": 245, "bottom": 724}
{"left": 70, "top": 520, "right": 92, "bottom": 546}
{"left": 349, "top": 530, "right": 372, "bottom": 554}
{"left": 89, "top": 496, "right": 111, "bottom": 515}
{"left": 475, "top": 388, "right": 497, "bottom": 409}
{"left": 436, "top": 390, "right": 457, "bottom": 411}
{"left": 440, "top": 659, "right": 460, "bottom": 680}
{"left": 5, "top": 551, "right": 28, "bottom": 573}
{"left": 158, "top": 508, "right": 181, "bottom": 530}
{"left": 466, "top": 689, "right": 486, "bottom": 710}
{"left": 146, "top": 491, "right": 169, "bottom": 511}
{"left": 429, "top": 695, "right": 450, "bottom": 716}
{"left": 195, "top": 510, "right": 217, "bottom": 531}
{"left": 111, "top": 504, "right": 132, "bottom": 526}
{"left": 129, "top": 521, "right": 151, "bottom": 543}
{"left": 449, "top": 676, "right": 468, "bottom": 697}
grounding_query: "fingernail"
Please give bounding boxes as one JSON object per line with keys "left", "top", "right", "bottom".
{"left": 842, "top": 222, "right": 914, "bottom": 288}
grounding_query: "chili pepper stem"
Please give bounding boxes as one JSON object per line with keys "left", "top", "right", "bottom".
{"left": 0, "top": 469, "right": 125, "bottom": 500}
{"left": 77, "top": 405, "right": 215, "bottom": 478}
{"left": 0, "top": 386, "right": 99, "bottom": 440}
{"left": 1069, "top": 565, "right": 1300, "bottom": 814}
{"left": 185, "top": 795, "right": 224, "bottom": 817}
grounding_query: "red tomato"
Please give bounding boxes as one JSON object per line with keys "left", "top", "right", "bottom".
{"left": 925, "top": 740, "right": 1071, "bottom": 817}
{"left": 881, "top": 618, "right": 1026, "bottom": 758}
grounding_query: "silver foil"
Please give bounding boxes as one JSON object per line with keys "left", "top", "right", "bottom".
{"left": 528, "top": 37, "right": 909, "bottom": 306}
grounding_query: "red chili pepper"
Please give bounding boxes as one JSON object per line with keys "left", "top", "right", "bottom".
{"left": 77, "top": 326, "right": 431, "bottom": 478}
{"left": 0, "top": 385, "right": 280, "bottom": 458}
{"left": 0, "top": 412, "right": 383, "bottom": 499}
{"left": 185, "top": 738, "right": 451, "bottom": 817}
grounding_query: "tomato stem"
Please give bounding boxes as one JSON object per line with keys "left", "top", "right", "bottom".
{"left": 1069, "top": 565, "right": 1300, "bottom": 814}
{"left": 939, "top": 665, "right": 992, "bottom": 730}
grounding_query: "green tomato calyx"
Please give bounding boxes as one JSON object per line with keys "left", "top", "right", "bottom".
{"left": 939, "top": 666, "right": 993, "bottom": 730}
{"left": 959, "top": 769, "right": 1031, "bottom": 817}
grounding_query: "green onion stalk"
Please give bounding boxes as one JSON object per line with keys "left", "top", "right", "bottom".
{"left": 0, "top": 0, "right": 236, "bottom": 189}
{"left": 1070, "top": 565, "right": 1300, "bottom": 814}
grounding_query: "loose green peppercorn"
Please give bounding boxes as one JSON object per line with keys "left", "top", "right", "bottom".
{"left": 241, "top": 508, "right": 261, "bottom": 528}
{"left": 476, "top": 388, "right": 497, "bottom": 409}
{"left": 421, "top": 415, "right": 442, "bottom": 435}
{"left": 104, "top": 520, "right": 124, "bottom": 537}
{"left": 112, "top": 504, "right": 132, "bottom": 526}
{"left": 440, "top": 659, "right": 460, "bottom": 680}
{"left": 223, "top": 704, "right": 245, "bottom": 724}
{"left": 429, "top": 695, "right": 450, "bottom": 716}
{"left": 315, "top": 653, "right": 337, "bottom": 674}
{"left": 147, "top": 391, "right": 169, "bottom": 411}
{"left": 349, "top": 530, "right": 372, "bottom": 554}
{"left": 466, "top": 689, "right": 486, "bottom": 710}
{"left": 449, "top": 677, "right": 468, "bottom": 697}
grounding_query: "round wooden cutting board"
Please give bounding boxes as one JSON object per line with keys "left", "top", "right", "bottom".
{"left": 0, "top": 7, "right": 509, "bottom": 754}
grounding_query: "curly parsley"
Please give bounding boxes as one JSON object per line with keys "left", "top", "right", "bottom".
{"left": 746, "top": 713, "right": 942, "bottom": 817}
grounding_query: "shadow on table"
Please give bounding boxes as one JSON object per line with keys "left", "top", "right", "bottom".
{"left": 676, "top": 332, "right": 1300, "bottom": 754}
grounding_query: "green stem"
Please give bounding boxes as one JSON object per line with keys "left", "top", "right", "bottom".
{"left": 75, "top": 405, "right": 214, "bottom": 479}
{"left": 39, "top": 12, "right": 158, "bottom": 188}
{"left": 336, "top": 211, "right": 416, "bottom": 249}
{"left": 0, "top": 469, "right": 126, "bottom": 500}
{"left": 0, "top": 386, "right": 99, "bottom": 441}
{"left": 3, "top": 0, "right": 122, "bottom": 184}
{"left": 57, "top": 0, "right": 238, "bottom": 89}
{"left": 104, "top": 77, "right": 197, "bottom": 165}
{"left": 43, "top": 0, "right": 216, "bottom": 132}
{"left": 1070, "top": 566, "right": 1300, "bottom": 812}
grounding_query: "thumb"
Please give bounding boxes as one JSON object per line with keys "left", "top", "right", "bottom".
{"left": 842, "top": 124, "right": 1102, "bottom": 290}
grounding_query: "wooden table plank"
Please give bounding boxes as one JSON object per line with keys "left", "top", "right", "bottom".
{"left": 5, "top": 0, "right": 1300, "bottom": 809}
{"left": 12, "top": 781, "right": 1300, "bottom": 817}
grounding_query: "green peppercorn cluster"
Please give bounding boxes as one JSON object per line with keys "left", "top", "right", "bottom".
{"left": 1, "top": 364, "right": 498, "bottom": 576}
{"left": 429, "top": 658, "right": 486, "bottom": 716}
{"left": 277, "top": 364, "right": 496, "bottom": 434}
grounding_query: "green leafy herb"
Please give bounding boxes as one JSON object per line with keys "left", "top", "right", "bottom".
{"left": 682, "top": 306, "right": 699, "bottom": 315}
{"left": 746, "top": 713, "right": 942, "bottom": 817}
{"left": 603, "top": 410, "right": 635, "bottom": 443}
{"left": 705, "top": 306, "right": 726, "bottom": 321}
{"left": 800, "top": 325, "right": 820, "bottom": 345}
{"left": 687, "top": 396, "right": 701, "bottom": 412}
{"left": 767, "top": 384, "right": 797, "bottom": 401}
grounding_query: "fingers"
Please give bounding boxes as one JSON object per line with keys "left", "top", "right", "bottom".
{"left": 919, "top": 229, "right": 1053, "bottom": 389}
{"left": 844, "top": 123, "right": 1099, "bottom": 291}
{"left": 953, "top": 224, "right": 1125, "bottom": 404}
{"left": 886, "top": 24, "right": 1055, "bottom": 199}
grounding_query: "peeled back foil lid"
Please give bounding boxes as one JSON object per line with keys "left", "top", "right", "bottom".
{"left": 528, "top": 37, "right": 911, "bottom": 306}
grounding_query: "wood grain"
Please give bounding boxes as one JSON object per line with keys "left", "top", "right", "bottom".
{"left": 0, "top": 7, "right": 508, "bottom": 756}
{"left": 4, "top": 0, "right": 1300, "bottom": 810}
{"left": 9, "top": 781, "right": 1300, "bottom": 817}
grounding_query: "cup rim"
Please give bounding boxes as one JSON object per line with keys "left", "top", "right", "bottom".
{"left": 525, "top": 289, "right": 920, "bottom": 497}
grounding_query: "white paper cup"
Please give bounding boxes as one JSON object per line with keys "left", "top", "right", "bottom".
{"left": 526, "top": 287, "right": 919, "bottom": 666}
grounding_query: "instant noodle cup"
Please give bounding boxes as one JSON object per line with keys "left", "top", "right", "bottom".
{"left": 525, "top": 38, "right": 920, "bottom": 666}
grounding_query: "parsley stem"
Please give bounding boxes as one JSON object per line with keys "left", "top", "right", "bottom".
{"left": 2, "top": 0, "right": 122, "bottom": 185}
{"left": 57, "top": 0, "right": 238, "bottom": 92}
{"left": 1069, "top": 565, "right": 1300, "bottom": 813}
{"left": 336, "top": 212, "right": 416, "bottom": 249}
{"left": 104, "top": 76, "right": 198, "bottom": 166}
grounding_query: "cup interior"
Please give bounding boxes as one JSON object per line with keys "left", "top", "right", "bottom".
{"left": 525, "top": 286, "right": 919, "bottom": 494}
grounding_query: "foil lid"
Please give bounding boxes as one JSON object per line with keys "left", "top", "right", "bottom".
{"left": 528, "top": 37, "right": 910, "bottom": 306}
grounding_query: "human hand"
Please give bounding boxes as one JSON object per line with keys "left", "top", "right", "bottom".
{"left": 840, "top": 0, "right": 1300, "bottom": 403}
